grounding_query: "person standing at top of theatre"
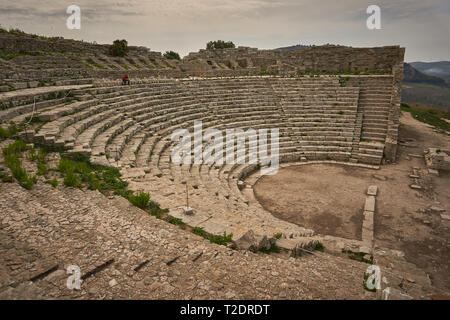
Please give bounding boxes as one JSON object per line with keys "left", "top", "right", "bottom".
{"left": 122, "top": 75, "right": 130, "bottom": 85}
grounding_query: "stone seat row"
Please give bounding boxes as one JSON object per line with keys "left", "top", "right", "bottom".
{"left": 14, "top": 77, "right": 390, "bottom": 171}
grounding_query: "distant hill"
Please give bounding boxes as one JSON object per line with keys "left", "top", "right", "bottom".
{"left": 402, "top": 82, "right": 450, "bottom": 111}
{"left": 274, "top": 43, "right": 351, "bottom": 51}
{"left": 276, "top": 44, "right": 348, "bottom": 51}
{"left": 403, "top": 63, "right": 446, "bottom": 85}
{"left": 276, "top": 44, "right": 310, "bottom": 51}
{"left": 402, "top": 63, "right": 450, "bottom": 110}
{"left": 410, "top": 61, "right": 450, "bottom": 83}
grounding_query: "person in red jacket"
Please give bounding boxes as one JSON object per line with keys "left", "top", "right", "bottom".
{"left": 122, "top": 75, "right": 130, "bottom": 85}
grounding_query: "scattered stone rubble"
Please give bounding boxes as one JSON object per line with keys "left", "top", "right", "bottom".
{"left": 425, "top": 148, "right": 450, "bottom": 172}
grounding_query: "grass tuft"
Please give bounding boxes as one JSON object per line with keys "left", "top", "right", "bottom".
{"left": 314, "top": 242, "right": 325, "bottom": 252}
{"left": 342, "top": 249, "right": 373, "bottom": 264}
{"left": 2, "top": 140, "right": 35, "bottom": 189}
{"left": 128, "top": 192, "right": 150, "bottom": 209}
{"left": 46, "top": 178, "right": 58, "bottom": 188}
{"left": 192, "top": 227, "right": 233, "bottom": 246}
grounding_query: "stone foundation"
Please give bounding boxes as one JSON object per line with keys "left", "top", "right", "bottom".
{"left": 425, "top": 148, "right": 450, "bottom": 171}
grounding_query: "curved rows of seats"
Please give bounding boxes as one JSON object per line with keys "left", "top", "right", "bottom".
{"left": 10, "top": 76, "right": 392, "bottom": 240}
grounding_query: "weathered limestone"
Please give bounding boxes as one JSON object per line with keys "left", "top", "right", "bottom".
{"left": 425, "top": 148, "right": 450, "bottom": 172}
{"left": 0, "top": 182, "right": 375, "bottom": 299}
{"left": 362, "top": 186, "right": 378, "bottom": 250}
{"left": 364, "top": 196, "right": 376, "bottom": 212}
{"left": 232, "top": 230, "right": 273, "bottom": 252}
{"left": 382, "top": 287, "right": 413, "bottom": 300}
{"left": 186, "top": 45, "right": 404, "bottom": 75}
{"left": 367, "top": 185, "right": 378, "bottom": 196}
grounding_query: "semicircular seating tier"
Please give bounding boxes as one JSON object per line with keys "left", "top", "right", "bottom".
{"left": 4, "top": 75, "right": 394, "bottom": 240}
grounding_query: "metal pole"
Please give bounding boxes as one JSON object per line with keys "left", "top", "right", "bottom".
{"left": 186, "top": 183, "right": 189, "bottom": 208}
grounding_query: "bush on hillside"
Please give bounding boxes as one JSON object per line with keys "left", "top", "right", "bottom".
{"left": 163, "top": 51, "right": 181, "bottom": 60}
{"left": 128, "top": 192, "right": 150, "bottom": 209}
{"left": 108, "top": 39, "right": 129, "bottom": 57}
{"left": 206, "top": 40, "right": 235, "bottom": 50}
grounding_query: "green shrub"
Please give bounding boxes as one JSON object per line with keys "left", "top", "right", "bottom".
{"left": 28, "top": 148, "right": 48, "bottom": 176}
{"left": 10, "top": 165, "right": 33, "bottom": 189}
{"left": 167, "top": 216, "right": 185, "bottom": 226}
{"left": 64, "top": 170, "right": 81, "bottom": 188}
{"left": 46, "top": 178, "right": 58, "bottom": 188}
{"left": 147, "top": 200, "right": 168, "bottom": 217}
{"left": 314, "top": 242, "right": 325, "bottom": 252}
{"left": 57, "top": 156, "right": 129, "bottom": 194}
{"left": 128, "top": 192, "right": 150, "bottom": 209}
{"left": 114, "top": 188, "right": 134, "bottom": 199}
{"left": 37, "top": 162, "right": 48, "bottom": 176}
{"left": 0, "top": 125, "right": 11, "bottom": 140}
{"left": 206, "top": 40, "right": 235, "bottom": 50}
{"left": 2, "top": 140, "right": 26, "bottom": 157}
{"left": 27, "top": 147, "right": 38, "bottom": 161}
{"left": 163, "top": 51, "right": 181, "bottom": 60}
{"left": 2, "top": 140, "right": 35, "bottom": 189}
{"left": 209, "top": 232, "right": 233, "bottom": 246}
{"left": 192, "top": 227, "right": 233, "bottom": 246}
{"left": 192, "top": 227, "right": 208, "bottom": 237}
{"left": 342, "top": 249, "right": 373, "bottom": 264}
{"left": 58, "top": 157, "right": 89, "bottom": 175}
{"left": 108, "top": 39, "right": 129, "bottom": 57}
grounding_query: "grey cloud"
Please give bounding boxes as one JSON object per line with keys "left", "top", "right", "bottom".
{"left": 0, "top": 0, "right": 448, "bottom": 61}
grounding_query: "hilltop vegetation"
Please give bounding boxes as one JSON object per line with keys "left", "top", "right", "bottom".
{"left": 108, "top": 39, "right": 129, "bottom": 57}
{"left": 163, "top": 51, "right": 181, "bottom": 60}
{"left": 206, "top": 40, "right": 235, "bottom": 50}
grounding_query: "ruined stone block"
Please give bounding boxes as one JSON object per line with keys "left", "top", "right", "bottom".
{"left": 364, "top": 196, "right": 376, "bottom": 212}
{"left": 367, "top": 185, "right": 378, "bottom": 196}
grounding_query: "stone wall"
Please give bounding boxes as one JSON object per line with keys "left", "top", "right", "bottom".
{"left": 185, "top": 45, "right": 405, "bottom": 74}
{"left": 385, "top": 61, "right": 405, "bottom": 162}
{"left": 0, "top": 33, "right": 158, "bottom": 57}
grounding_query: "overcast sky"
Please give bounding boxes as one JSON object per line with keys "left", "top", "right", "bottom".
{"left": 1, "top": 0, "right": 449, "bottom": 62}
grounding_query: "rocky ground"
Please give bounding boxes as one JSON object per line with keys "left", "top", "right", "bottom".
{"left": 0, "top": 182, "right": 374, "bottom": 300}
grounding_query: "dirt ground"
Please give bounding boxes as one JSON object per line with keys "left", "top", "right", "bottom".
{"left": 253, "top": 164, "right": 369, "bottom": 239}
{"left": 253, "top": 111, "right": 450, "bottom": 293}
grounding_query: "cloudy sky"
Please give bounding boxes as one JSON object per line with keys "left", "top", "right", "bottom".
{"left": 1, "top": 0, "right": 449, "bottom": 62}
